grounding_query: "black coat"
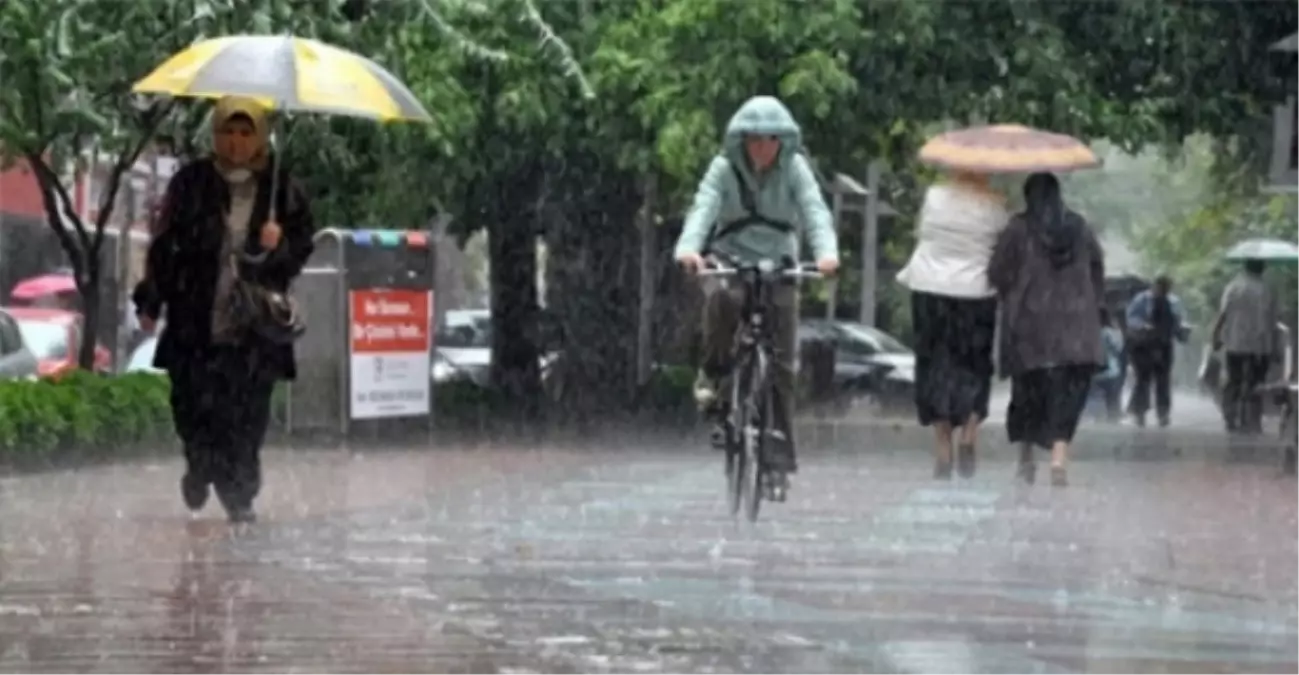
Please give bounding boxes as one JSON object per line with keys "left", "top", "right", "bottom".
{"left": 132, "top": 158, "right": 315, "bottom": 380}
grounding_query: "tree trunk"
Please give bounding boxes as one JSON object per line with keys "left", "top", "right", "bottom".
{"left": 544, "top": 164, "right": 641, "bottom": 422}
{"left": 488, "top": 195, "right": 542, "bottom": 421}
{"left": 634, "top": 172, "right": 658, "bottom": 388}
{"left": 78, "top": 252, "right": 101, "bottom": 371}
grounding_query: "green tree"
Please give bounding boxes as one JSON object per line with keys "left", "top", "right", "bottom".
{"left": 0, "top": 0, "right": 190, "bottom": 369}
{"left": 0, "top": 0, "right": 377, "bottom": 369}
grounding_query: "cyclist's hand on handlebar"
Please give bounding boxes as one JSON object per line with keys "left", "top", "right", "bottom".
{"left": 816, "top": 257, "right": 840, "bottom": 277}
{"left": 677, "top": 252, "right": 706, "bottom": 275}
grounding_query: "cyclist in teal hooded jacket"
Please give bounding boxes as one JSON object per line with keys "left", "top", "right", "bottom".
{"left": 674, "top": 95, "right": 840, "bottom": 484}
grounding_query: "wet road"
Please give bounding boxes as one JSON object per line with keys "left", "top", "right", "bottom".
{"left": 0, "top": 423, "right": 1295, "bottom": 673}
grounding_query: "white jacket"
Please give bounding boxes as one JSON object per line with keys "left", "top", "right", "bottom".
{"left": 896, "top": 182, "right": 1009, "bottom": 299}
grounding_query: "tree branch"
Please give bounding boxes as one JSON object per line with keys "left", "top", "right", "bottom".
{"left": 519, "top": 0, "right": 595, "bottom": 100}
{"left": 90, "top": 101, "right": 175, "bottom": 255}
{"left": 414, "top": 0, "right": 510, "bottom": 63}
{"left": 24, "top": 152, "right": 87, "bottom": 284}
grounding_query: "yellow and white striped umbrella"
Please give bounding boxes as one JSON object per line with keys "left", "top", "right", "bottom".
{"left": 132, "top": 35, "right": 431, "bottom": 122}
{"left": 919, "top": 125, "right": 1100, "bottom": 174}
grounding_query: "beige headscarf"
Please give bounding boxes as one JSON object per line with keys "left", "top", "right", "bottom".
{"left": 212, "top": 96, "right": 271, "bottom": 172}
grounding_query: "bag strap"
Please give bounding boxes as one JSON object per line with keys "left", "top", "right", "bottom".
{"left": 703, "top": 158, "right": 795, "bottom": 253}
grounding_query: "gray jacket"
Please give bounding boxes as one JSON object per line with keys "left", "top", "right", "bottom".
{"left": 989, "top": 212, "right": 1106, "bottom": 378}
{"left": 1216, "top": 272, "right": 1278, "bottom": 355}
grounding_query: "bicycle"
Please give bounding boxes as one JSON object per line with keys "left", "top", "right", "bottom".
{"left": 699, "top": 255, "right": 822, "bottom": 522}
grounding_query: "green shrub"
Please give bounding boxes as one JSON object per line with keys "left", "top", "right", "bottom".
{"left": 640, "top": 364, "right": 696, "bottom": 413}
{"left": 0, "top": 372, "right": 173, "bottom": 460}
{"left": 433, "top": 378, "right": 511, "bottom": 422}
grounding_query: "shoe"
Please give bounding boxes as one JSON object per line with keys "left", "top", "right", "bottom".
{"left": 957, "top": 443, "right": 977, "bottom": 479}
{"left": 933, "top": 458, "right": 953, "bottom": 480}
{"left": 1050, "top": 465, "right": 1068, "bottom": 487}
{"left": 764, "top": 471, "right": 789, "bottom": 502}
{"left": 1158, "top": 416, "right": 1171, "bottom": 429}
{"left": 181, "top": 473, "right": 209, "bottom": 512}
{"left": 693, "top": 373, "right": 719, "bottom": 411}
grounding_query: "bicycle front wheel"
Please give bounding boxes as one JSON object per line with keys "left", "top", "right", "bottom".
{"left": 740, "top": 352, "right": 772, "bottom": 523}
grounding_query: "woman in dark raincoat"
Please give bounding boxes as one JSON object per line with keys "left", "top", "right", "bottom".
{"left": 989, "top": 173, "right": 1104, "bottom": 487}
{"left": 133, "top": 96, "right": 314, "bottom": 522}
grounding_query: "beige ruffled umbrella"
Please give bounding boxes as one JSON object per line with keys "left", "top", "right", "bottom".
{"left": 919, "top": 125, "right": 1101, "bottom": 174}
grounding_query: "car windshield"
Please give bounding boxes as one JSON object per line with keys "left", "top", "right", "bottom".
{"left": 128, "top": 339, "right": 157, "bottom": 370}
{"left": 437, "top": 314, "right": 492, "bottom": 348}
{"left": 835, "top": 322, "right": 911, "bottom": 354}
{"left": 17, "top": 321, "right": 69, "bottom": 360}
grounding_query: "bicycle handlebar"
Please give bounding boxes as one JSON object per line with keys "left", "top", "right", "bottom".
{"left": 697, "top": 258, "right": 824, "bottom": 280}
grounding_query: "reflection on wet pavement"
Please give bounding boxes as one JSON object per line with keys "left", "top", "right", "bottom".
{"left": 0, "top": 430, "right": 1294, "bottom": 673}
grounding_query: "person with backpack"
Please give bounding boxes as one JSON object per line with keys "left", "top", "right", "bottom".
{"left": 1125, "top": 275, "right": 1190, "bottom": 427}
{"left": 674, "top": 95, "right": 840, "bottom": 495}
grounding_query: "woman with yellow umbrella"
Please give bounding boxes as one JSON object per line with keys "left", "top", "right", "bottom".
{"left": 900, "top": 124, "right": 1100, "bottom": 484}
{"left": 131, "top": 35, "right": 431, "bottom": 523}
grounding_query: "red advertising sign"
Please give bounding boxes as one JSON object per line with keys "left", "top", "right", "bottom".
{"left": 349, "top": 289, "right": 432, "bottom": 354}
{"left": 348, "top": 289, "right": 434, "bottom": 419}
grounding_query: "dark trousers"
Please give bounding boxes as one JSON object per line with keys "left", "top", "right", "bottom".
{"left": 1223, "top": 352, "right": 1271, "bottom": 433}
{"left": 701, "top": 281, "right": 797, "bottom": 472}
{"left": 1128, "top": 342, "right": 1172, "bottom": 424}
{"left": 169, "top": 345, "right": 276, "bottom": 511}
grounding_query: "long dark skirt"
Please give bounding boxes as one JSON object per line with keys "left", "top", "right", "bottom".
{"left": 911, "top": 291, "right": 997, "bottom": 426}
{"left": 168, "top": 344, "right": 276, "bottom": 510}
{"left": 1007, "top": 365, "right": 1095, "bottom": 449}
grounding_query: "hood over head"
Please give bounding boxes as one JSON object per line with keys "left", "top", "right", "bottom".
{"left": 722, "top": 96, "right": 803, "bottom": 172}
{"left": 1023, "top": 172, "right": 1082, "bottom": 268}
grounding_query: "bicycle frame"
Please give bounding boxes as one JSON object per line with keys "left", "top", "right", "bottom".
{"left": 700, "top": 256, "right": 820, "bottom": 519}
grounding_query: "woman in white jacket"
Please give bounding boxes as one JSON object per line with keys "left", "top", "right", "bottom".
{"left": 897, "top": 171, "right": 1008, "bottom": 479}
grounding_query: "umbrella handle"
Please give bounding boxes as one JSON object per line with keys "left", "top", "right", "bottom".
{"left": 269, "top": 114, "right": 281, "bottom": 223}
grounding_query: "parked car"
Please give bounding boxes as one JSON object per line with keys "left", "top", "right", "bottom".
{"left": 0, "top": 309, "right": 41, "bottom": 380}
{"left": 124, "top": 333, "right": 163, "bottom": 374}
{"left": 4, "top": 307, "right": 110, "bottom": 378}
{"left": 798, "top": 319, "right": 915, "bottom": 414}
{"left": 433, "top": 309, "right": 559, "bottom": 386}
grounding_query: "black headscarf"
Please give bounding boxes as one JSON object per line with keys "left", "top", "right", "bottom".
{"left": 1023, "top": 172, "right": 1082, "bottom": 268}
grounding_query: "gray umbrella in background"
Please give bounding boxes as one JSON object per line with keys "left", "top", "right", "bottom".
{"left": 1224, "top": 238, "right": 1299, "bottom": 262}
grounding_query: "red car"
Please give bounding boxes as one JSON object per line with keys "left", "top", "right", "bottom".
{"left": 4, "top": 307, "right": 111, "bottom": 378}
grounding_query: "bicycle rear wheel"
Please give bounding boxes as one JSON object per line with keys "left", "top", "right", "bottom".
{"left": 740, "top": 409, "right": 763, "bottom": 522}
{"left": 725, "top": 426, "right": 743, "bottom": 516}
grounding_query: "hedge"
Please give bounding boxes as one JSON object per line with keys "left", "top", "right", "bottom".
{"left": 0, "top": 371, "right": 173, "bottom": 460}
{"left": 0, "top": 365, "right": 701, "bottom": 463}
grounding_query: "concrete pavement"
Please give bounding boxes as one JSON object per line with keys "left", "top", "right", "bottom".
{"left": 0, "top": 425, "right": 1294, "bottom": 673}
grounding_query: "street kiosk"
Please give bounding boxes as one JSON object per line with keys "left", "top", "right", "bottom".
{"left": 286, "top": 228, "right": 436, "bottom": 440}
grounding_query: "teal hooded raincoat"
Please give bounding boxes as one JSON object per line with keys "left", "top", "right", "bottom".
{"left": 673, "top": 96, "right": 838, "bottom": 265}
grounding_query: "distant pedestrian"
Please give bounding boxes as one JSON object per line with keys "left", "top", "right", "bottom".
{"left": 1212, "top": 259, "right": 1280, "bottom": 433}
{"left": 1125, "top": 276, "right": 1189, "bottom": 427}
{"left": 989, "top": 172, "right": 1105, "bottom": 487}
{"left": 1091, "top": 308, "right": 1125, "bottom": 422}
{"left": 133, "top": 96, "right": 315, "bottom": 523}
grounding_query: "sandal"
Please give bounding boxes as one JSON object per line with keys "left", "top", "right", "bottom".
{"left": 1050, "top": 464, "right": 1068, "bottom": 487}
{"left": 933, "top": 458, "right": 953, "bottom": 481}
